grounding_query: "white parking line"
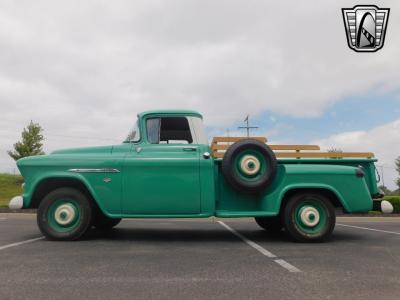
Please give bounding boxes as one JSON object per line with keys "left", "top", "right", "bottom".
{"left": 337, "top": 223, "right": 400, "bottom": 235}
{"left": 274, "top": 259, "right": 302, "bottom": 273}
{"left": 0, "top": 237, "right": 44, "bottom": 251}
{"left": 0, "top": 218, "right": 7, "bottom": 221}
{"left": 218, "top": 221, "right": 301, "bottom": 273}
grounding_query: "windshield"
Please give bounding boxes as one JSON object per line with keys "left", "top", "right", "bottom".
{"left": 124, "top": 120, "right": 141, "bottom": 143}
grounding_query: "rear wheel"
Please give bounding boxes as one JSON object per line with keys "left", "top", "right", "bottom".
{"left": 282, "top": 192, "right": 335, "bottom": 242}
{"left": 37, "top": 188, "right": 93, "bottom": 241}
{"left": 254, "top": 217, "right": 283, "bottom": 232}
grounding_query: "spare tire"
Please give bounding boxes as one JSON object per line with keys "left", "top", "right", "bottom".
{"left": 221, "top": 139, "right": 277, "bottom": 193}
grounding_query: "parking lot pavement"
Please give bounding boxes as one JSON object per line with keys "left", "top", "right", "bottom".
{"left": 0, "top": 214, "right": 399, "bottom": 300}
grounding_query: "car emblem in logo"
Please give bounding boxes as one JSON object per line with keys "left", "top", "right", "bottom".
{"left": 342, "top": 5, "right": 390, "bottom": 52}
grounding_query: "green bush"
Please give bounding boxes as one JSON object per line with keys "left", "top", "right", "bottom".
{"left": 384, "top": 196, "right": 400, "bottom": 213}
{"left": 0, "top": 174, "right": 23, "bottom": 208}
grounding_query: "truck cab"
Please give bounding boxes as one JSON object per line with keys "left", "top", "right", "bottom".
{"left": 16, "top": 110, "right": 381, "bottom": 242}
{"left": 121, "top": 111, "right": 212, "bottom": 216}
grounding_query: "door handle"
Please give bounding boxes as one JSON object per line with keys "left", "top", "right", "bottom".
{"left": 183, "top": 147, "right": 197, "bottom": 152}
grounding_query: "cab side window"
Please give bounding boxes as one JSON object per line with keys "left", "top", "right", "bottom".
{"left": 146, "top": 117, "right": 193, "bottom": 144}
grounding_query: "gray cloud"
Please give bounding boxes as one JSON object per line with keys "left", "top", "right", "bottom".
{"left": 0, "top": 1, "right": 399, "bottom": 176}
{"left": 315, "top": 119, "right": 400, "bottom": 190}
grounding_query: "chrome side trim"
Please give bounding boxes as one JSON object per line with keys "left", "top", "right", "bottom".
{"left": 68, "top": 168, "right": 120, "bottom": 173}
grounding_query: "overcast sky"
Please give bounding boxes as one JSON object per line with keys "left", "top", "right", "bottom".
{"left": 1, "top": 1, "right": 399, "bottom": 188}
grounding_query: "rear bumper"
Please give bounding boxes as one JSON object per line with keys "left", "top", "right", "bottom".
{"left": 372, "top": 199, "right": 394, "bottom": 214}
{"left": 372, "top": 192, "right": 385, "bottom": 200}
{"left": 371, "top": 189, "right": 385, "bottom": 211}
{"left": 372, "top": 200, "right": 381, "bottom": 211}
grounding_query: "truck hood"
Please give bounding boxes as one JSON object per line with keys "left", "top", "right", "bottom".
{"left": 16, "top": 145, "right": 116, "bottom": 177}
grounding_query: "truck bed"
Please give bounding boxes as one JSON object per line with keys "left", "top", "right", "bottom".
{"left": 212, "top": 136, "right": 380, "bottom": 217}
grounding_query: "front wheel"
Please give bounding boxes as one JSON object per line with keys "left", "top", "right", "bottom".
{"left": 37, "top": 188, "right": 93, "bottom": 241}
{"left": 282, "top": 192, "right": 335, "bottom": 242}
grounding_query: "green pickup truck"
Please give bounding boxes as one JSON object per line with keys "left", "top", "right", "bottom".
{"left": 14, "top": 110, "right": 382, "bottom": 242}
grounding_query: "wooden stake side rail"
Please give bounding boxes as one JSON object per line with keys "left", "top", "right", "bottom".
{"left": 212, "top": 152, "right": 375, "bottom": 159}
{"left": 211, "top": 137, "right": 374, "bottom": 159}
{"left": 211, "top": 137, "right": 267, "bottom": 144}
{"left": 212, "top": 144, "right": 321, "bottom": 151}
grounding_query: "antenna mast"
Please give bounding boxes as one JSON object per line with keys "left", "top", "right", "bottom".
{"left": 238, "top": 115, "right": 258, "bottom": 137}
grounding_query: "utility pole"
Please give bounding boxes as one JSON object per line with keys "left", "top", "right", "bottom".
{"left": 238, "top": 115, "right": 258, "bottom": 137}
{"left": 380, "top": 165, "right": 385, "bottom": 188}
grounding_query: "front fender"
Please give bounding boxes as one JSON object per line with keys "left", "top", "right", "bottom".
{"left": 23, "top": 171, "right": 120, "bottom": 217}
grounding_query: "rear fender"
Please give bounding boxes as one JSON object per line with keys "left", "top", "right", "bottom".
{"left": 279, "top": 183, "right": 349, "bottom": 212}
{"left": 275, "top": 164, "right": 373, "bottom": 213}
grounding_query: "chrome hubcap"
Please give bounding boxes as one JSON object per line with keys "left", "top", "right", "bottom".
{"left": 54, "top": 204, "right": 76, "bottom": 225}
{"left": 240, "top": 155, "right": 261, "bottom": 175}
{"left": 300, "top": 206, "right": 320, "bottom": 227}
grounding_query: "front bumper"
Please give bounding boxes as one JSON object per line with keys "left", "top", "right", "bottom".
{"left": 9, "top": 196, "right": 23, "bottom": 210}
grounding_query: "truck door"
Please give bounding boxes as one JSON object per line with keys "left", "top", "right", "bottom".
{"left": 122, "top": 116, "right": 201, "bottom": 215}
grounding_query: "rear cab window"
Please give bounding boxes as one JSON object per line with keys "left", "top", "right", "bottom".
{"left": 146, "top": 117, "right": 193, "bottom": 144}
